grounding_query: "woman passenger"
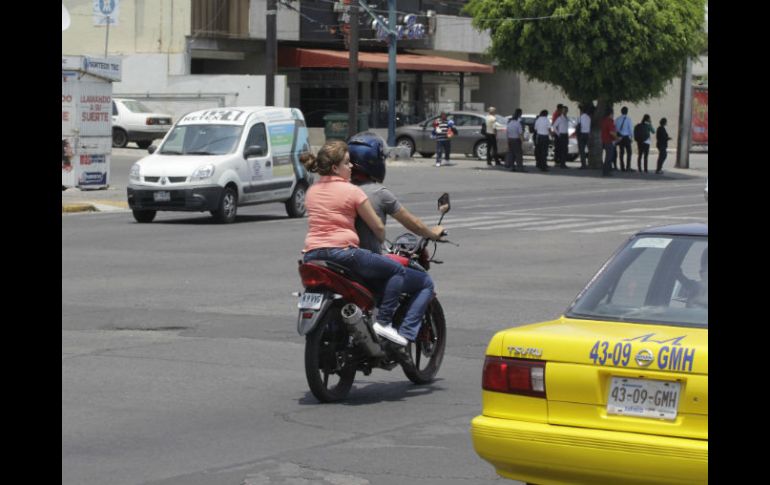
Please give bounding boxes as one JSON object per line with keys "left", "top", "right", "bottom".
{"left": 301, "top": 141, "right": 407, "bottom": 344}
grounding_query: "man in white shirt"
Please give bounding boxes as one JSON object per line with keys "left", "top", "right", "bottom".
{"left": 505, "top": 109, "right": 526, "bottom": 172}
{"left": 485, "top": 107, "right": 502, "bottom": 166}
{"left": 533, "top": 109, "right": 551, "bottom": 172}
{"left": 552, "top": 105, "right": 570, "bottom": 169}
{"left": 578, "top": 105, "right": 592, "bottom": 169}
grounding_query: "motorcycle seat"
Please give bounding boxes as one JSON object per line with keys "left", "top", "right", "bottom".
{"left": 306, "top": 259, "right": 371, "bottom": 288}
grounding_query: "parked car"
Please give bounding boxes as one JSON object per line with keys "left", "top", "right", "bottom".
{"left": 519, "top": 114, "right": 579, "bottom": 162}
{"left": 471, "top": 223, "right": 708, "bottom": 484}
{"left": 112, "top": 98, "right": 173, "bottom": 149}
{"left": 395, "top": 111, "right": 508, "bottom": 160}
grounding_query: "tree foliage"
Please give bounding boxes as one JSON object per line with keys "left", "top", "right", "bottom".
{"left": 464, "top": 0, "right": 707, "bottom": 104}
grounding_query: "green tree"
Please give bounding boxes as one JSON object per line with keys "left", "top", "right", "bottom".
{"left": 464, "top": 0, "right": 706, "bottom": 168}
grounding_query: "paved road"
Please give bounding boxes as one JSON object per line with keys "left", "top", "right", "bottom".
{"left": 62, "top": 150, "right": 707, "bottom": 485}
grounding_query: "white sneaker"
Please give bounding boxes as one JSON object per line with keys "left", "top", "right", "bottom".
{"left": 435, "top": 162, "right": 441, "bottom": 167}
{"left": 372, "top": 322, "right": 408, "bottom": 346}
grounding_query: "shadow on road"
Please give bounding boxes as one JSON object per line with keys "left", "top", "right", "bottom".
{"left": 298, "top": 378, "right": 447, "bottom": 406}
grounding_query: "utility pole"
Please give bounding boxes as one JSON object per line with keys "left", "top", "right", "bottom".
{"left": 676, "top": 58, "right": 693, "bottom": 168}
{"left": 387, "top": 0, "right": 397, "bottom": 146}
{"left": 348, "top": 3, "right": 359, "bottom": 138}
{"left": 266, "top": 0, "right": 277, "bottom": 106}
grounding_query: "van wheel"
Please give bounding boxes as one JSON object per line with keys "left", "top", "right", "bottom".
{"left": 132, "top": 209, "right": 156, "bottom": 223}
{"left": 211, "top": 186, "right": 238, "bottom": 224}
{"left": 285, "top": 182, "right": 307, "bottom": 218}
{"left": 113, "top": 128, "right": 128, "bottom": 148}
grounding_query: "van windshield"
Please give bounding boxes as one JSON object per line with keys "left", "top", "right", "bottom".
{"left": 159, "top": 124, "right": 243, "bottom": 155}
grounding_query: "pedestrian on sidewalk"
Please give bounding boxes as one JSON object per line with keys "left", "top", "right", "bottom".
{"left": 485, "top": 107, "right": 503, "bottom": 166}
{"left": 601, "top": 107, "right": 618, "bottom": 177}
{"left": 615, "top": 106, "right": 634, "bottom": 171}
{"left": 635, "top": 114, "right": 655, "bottom": 173}
{"left": 506, "top": 109, "right": 526, "bottom": 172}
{"left": 655, "top": 117, "right": 672, "bottom": 174}
{"left": 552, "top": 105, "right": 570, "bottom": 169}
{"left": 577, "top": 104, "right": 591, "bottom": 169}
{"left": 534, "top": 110, "right": 551, "bottom": 172}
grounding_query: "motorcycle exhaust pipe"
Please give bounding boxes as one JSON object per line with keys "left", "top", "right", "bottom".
{"left": 341, "top": 303, "right": 385, "bottom": 357}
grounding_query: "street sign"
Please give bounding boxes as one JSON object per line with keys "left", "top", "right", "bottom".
{"left": 93, "top": 0, "right": 119, "bottom": 26}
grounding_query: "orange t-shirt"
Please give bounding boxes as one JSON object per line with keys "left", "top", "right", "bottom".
{"left": 303, "top": 175, "right": 369, "bottom": 252}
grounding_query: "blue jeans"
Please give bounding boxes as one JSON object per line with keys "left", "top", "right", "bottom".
{"left": 303, "top": 247, "right": 405, "bottom": 325}
{"left": 398, "top": 267, "right": 435, "bottom": 341}
{"left": 436, "top": 140, "right": 450, "bottom": 163}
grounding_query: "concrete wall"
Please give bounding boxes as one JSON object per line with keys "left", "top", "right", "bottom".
{"left": 433, "top": 15, "right": 490, "bottom": 53}
{"left": 112, "top": 54, "right": 288, "bottom": 122}
{"left": 249, "top": 0, "right": 300, "bottom": 40}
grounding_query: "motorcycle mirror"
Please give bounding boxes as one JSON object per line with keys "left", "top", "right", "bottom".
{"left": 438, "top": 193, "right": 450, "bottom": 214}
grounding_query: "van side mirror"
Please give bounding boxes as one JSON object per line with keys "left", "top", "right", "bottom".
{"left": 148, "top": 145, "right": 157, "bottom": 154}
{"left": 244, "top": 145, "right": 265, "bottom": 158}
{"left": 438, "top": 193, "right": 450, "bottom": 214}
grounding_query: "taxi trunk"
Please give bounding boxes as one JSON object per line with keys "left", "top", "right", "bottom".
{"left": 483, "top": 317, "right": 707, "bottom": 438}
{"left": 472, "top": 317, "right": 708, "bottom": 484}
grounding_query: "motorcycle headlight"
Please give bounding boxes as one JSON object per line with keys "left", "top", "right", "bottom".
{"left": 191, "top": 164, "right": 215, "bottom": 181}
{"left": 129, "top": 163, "right": 141, "bottom": 181}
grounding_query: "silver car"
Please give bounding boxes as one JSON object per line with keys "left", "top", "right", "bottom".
{"left": 395, "top": 111, "right": 508, "bottom": 160}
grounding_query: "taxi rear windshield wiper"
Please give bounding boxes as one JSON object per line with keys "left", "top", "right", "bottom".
{"left": 159, "top": 150, "right": 182, "bottom": 155}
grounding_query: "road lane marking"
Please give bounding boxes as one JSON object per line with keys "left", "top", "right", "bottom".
{"left": 524, "top": 219, "right": 636, "bottom": 231}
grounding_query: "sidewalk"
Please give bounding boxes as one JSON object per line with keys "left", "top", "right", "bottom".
{"left": 62, "top": 149, "right": 706, "bottom": 214}
{"left": 62, "top": 185, "right": 130, "bottom": 213}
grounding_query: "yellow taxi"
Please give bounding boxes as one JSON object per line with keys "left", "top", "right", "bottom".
{"left": 471, "top": 224, "right": 708, "bottom": 485}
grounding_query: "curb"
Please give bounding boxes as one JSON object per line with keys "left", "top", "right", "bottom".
{"left": 62, "top": 200, "right": 129, "bottom": 214}
{"left": 62, "top": 203, "right": 97, "bottom": 213}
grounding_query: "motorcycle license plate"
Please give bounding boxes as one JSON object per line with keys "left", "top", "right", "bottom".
{"left": 298, "top": 292, "right": 323, "bottom": 310}
{"left": 153, "top": 191, "right": 171, "bottom": 202}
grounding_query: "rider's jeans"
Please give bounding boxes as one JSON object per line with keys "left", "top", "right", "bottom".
{"left": 399, "top": 267, "right": 435, "bottom": 341}
{"left": 303, "top": 247, "right": 405, "bottom": 325}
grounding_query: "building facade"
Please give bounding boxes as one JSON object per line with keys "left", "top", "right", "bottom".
{"left": 63, "top": 0, "right": 703, "bottom": 143}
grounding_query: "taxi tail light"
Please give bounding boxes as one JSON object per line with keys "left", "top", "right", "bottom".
{"left": 482, "top": 357, "right": 546, "bottom": 398}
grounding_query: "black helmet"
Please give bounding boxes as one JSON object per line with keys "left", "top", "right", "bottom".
{"left": 347, "top": 131, "right": 387, "bottom": 182}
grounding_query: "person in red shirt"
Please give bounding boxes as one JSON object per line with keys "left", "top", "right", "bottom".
{"left": 600, "top": 108, "right": 618, "bottom": 176}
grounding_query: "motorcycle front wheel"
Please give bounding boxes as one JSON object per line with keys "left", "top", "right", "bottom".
{"left": 402, "top": 299, "right": 446, "bottom": 384}
{"left": 305, "top": 310, "right": 356, "bottom": 402}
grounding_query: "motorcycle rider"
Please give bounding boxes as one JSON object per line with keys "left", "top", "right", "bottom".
{"left": 348, "top": 132, "right": 445, "bottom": 347}
{"left": 300, "top": 140, "right": 407, "bottom": 339}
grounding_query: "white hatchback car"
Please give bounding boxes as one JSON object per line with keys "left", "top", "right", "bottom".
{"left": 112, "top": 98, "right": 173, "bottom": 149}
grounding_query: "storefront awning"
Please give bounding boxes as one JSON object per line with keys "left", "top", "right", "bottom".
{"left": 278, "top": 47, "right": 494, "bottom": 74}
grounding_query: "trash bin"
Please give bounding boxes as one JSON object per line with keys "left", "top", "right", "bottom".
{"left": 324, "top": 112, "right": 370, "bottom": 141}
{"left": 323, "top": 113, "right": 349, "bottom": 141}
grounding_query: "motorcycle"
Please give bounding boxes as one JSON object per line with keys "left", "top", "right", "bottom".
{"left": 295, "top": 193, "right": 454, "bottom": 402}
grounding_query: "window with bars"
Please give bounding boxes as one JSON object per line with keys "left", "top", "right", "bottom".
{"left": 192, "top": 0, "right": 250, "bottom": 38}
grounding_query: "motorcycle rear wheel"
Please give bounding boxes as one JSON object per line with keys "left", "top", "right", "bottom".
{"left": 402, "top": 299, "right": 446, "bottom": 384}
{"left": 305, "top": 311, "right": 356, "bottom": 402}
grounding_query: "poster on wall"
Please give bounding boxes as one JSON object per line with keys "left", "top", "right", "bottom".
{"left": 691, "top": 87, "right": 708, "bottom": 146}
{"left": 62, "top": 137, "right": 77, "bottom": 188}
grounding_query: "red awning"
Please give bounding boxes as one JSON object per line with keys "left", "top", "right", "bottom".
{"left": 278, "top": 47, "right": 494, "bottom": 74}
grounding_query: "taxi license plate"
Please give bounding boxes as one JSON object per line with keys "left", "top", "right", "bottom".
{"left": 298, "top": 292, "right": 323, "bottom": 310}
{"left": 606, "top": 377, "right": 681, "bottom": 420}
{"left": 153, "top": 191, "right": 171, "bottom": 202}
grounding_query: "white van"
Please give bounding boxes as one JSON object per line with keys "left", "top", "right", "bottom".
{"left": 127, "top": 107, "right": 312, "bottom": 223}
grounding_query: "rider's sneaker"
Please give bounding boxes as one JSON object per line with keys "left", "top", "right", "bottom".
{"left": 373, "top": 322, "right": 408, "bottom": 346}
